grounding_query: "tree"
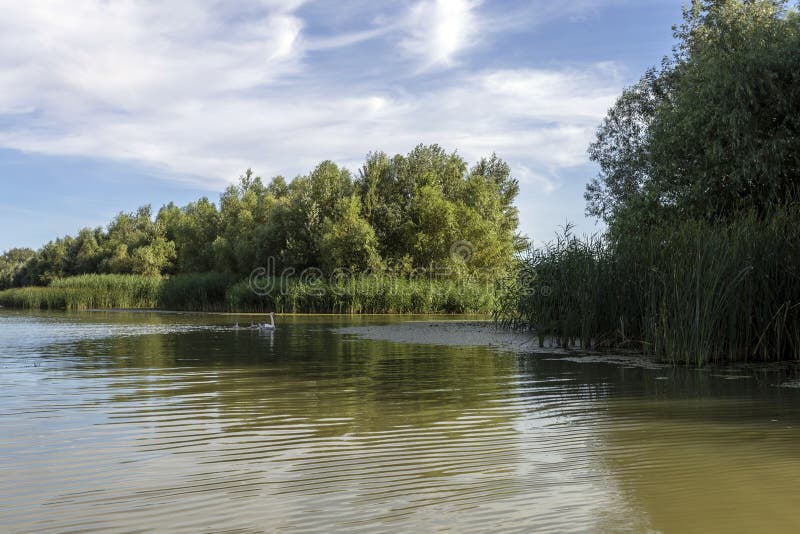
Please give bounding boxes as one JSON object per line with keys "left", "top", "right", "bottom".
{"left": 265, "top": 161, "right": 354, "bottom": 271}
{"left": 69, "top": 227, "right": 104, "bottom": 274}
{"left": 356, "top": 151, "right": 414, "bottom": 265}
{"left": 0, "top": 248, "right": 35, "bottom": 289}
{"left": 470, "top": 153, "right": 520, "bottom": 233}
{"left": 0, "top": 146, "right": 522, "bottom": 287}
{"left": 215, "top": 170, "right": 277, "bottom": 273}
{"left": 458, "top": 161, "right": 520, "bottom": 274}
{"left": 159, "top": 198, "right": 219, "bottom": 273}
{"left": 587, "top": 0, "right": 800, "bottom": 233}
{"left": 412, "top": 184, "right": 458, "bottom": 269}
{"left": 651, "top": 0, "right": 800, "bottom": 219}
{"left": 29, "top": 238, "right": 72, "bottom": 283}
{"left": 319, "top": 196, "right": 383, "bottom": 273}
{"left": 132, "top": 237, "right": 177, "bottom": 276}
{"left": 585, "top": 65, "right": 675, "bottom": 223}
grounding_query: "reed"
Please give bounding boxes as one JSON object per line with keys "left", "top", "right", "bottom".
{"left": 0, "top": 274, "right": 161, "bottom": 310}
{"left": 226, "top": 275, "right": 494, "bottom": 314}
{"left": 158, "top": 272, "right": 239, "bottom": 312}
{"left": 50, "top": 274, "right": 162, "bottom": 309}
{"left": 496, "top": 209, "right": 800, "bottom": 364}
{"left": 0, "top": 272, "right": 494, "bottom": 314}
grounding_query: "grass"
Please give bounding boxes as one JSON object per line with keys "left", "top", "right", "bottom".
{"left": 226, "top": 275, "right": 494, "bottom": 314}
{"left": 159, "top": 272, "right": 240, "bottom": 312}
{"left": 495, "top": 209, "right": 800, "bottom": 365}
{"left": 0, "top": 272, "right": 495, "bottom": 314}
{"left": 0, "top": 274, "right": 161, "bottom": 310}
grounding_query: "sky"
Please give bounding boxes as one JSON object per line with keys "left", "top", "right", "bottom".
{"left": 0, "top": 0, "right": 684, "bottom": 252}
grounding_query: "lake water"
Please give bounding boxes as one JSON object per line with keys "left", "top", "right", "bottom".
{"left": 1, "top": 310, "right": 800, "bottom": 533}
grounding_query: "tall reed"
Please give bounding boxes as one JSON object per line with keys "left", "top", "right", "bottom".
{"left": 496, "top": 210, "right": 800, "bottom": 365}
{"left": 0, "top": 272, "right": 494, "bottom": 314}
{"left": 158, "top": 272, "right": 239, "bottom": 311}
{"left": 226, "top": 275, "right": 494, "bottom": 314}
{"left": 0, "top": 274, "right": 162, "bottom": 310}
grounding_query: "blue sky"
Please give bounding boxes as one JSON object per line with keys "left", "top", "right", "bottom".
{"left": 0, "top": 0, "right": 683, "bottom": 252}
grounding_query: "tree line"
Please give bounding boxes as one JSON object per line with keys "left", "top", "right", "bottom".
{"left": 0, "top": 145, "right": 522, "bottom": 290}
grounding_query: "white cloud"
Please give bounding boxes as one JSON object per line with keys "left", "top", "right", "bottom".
{"left": 0, "top": 1, "right": 622, "bottom": 201}
{"left": 306, "top": 27, "right": 391, "bottom": 51}
{"left": 400, "top": 0, "right": 481, "bottom": 69}
{"left": 0, "top": 0, "right": 305, "bottom": 115}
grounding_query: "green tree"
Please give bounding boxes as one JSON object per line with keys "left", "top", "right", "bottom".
{"left": 35, "top": 238, "right": 71, "bottom": 283}
{"left": 159, "top": 198, "right": 219, "bottom": 273}
{"left": 585, "top": 65, "right": 675, "bottom": 224}
{"left": 0, "top": 248, "right": 35, "bottom": 289}
{"left": 587, "top": 0, "right": 800, "bottom": 233}
{"left": 268, "top": 161, "right": 354, "bottom": 271}
{"left": 650, "top": 0, "right": 800, "bottom": 219}
{"left": 412, "top": 184, "right": 458, "bottom": 269}
{"left": 68, "top": 227, "right": 104, "bottom": 274}
{"left": 132, "top": 236, "right": 177, "bottom": 276}
{"left": 356, "top": 151, "right": 413, "bottom": 266}
{"left": 215, "top": 169, "right": 277, "bottom": 273}
{"left": 1, "top": 145, "right": 522, "bottom": 288}
{"left": 319, "top": 196, "right": 383, "bottom": 273}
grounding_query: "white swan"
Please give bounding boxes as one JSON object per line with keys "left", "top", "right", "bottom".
{"left": 259, "top": 312, "right": 276, "bottom": 331}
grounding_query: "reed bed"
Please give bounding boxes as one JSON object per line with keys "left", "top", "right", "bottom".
{"left": 0, "top": 273, "right": 494, "bottom": 314}
{"left": 159, "top": 272, "right": 240, "bottom": 312}
{"left": 227, "top": 276, "right": 494, "bottom": 314}
{"left": 0, "top": 274, "right": 161, "bottom": 310}
{"left": 495, "top": 210, "right": 800, "bottom": 365}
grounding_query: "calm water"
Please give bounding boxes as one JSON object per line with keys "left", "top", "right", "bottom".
{"left": 1, "top": 311, "right": 800, "bottom": 533}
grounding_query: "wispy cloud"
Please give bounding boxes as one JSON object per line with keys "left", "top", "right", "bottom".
{"left": 305, "top": 27, "right": 391, "bottom": 51}
{"left": 0, "top": 0, "right": 623, "bottom": 195}
{"left": 0, "top": 0, "right": 306, "bottom": 114}
{"left": 400, "top": 0, "right": 481, "bottom": 69}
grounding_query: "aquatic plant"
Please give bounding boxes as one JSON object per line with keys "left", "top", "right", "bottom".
{"left": 0, "top": 274, "right": 162, "bottom": 310}
{"left": 496, "top": 209, "right": 800, "bottom": 365}
{"left": 0, "top": 272, "right": 495, "bottom": 314}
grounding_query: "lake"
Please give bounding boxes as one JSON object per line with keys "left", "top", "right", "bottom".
{"left": 1, "top": 310, "right": 799, "bottom": 532}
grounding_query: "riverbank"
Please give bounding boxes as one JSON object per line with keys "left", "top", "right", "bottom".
{"left": 0, "top": 273, "right": 495, "bottom": 314}
{"left": 337, "top": 320, "right": 668, "bottom": 369}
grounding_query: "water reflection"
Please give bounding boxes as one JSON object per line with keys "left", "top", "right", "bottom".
{"left": 1, "top": 311, "right": 799, "bottom": 532}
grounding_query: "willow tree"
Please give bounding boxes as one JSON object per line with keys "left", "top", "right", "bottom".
{"left": 587, "top": 0, "right": 800, "bottom": 236}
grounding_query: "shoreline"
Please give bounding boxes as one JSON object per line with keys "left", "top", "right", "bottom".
{"left": 337, "top": 321, "right": 800, "bottom": 372}
{"left": 336, "top": 320, "right": 669, "bottom": 369}
{"left": 0, "top": 307, "right": 491, "bottom": 318}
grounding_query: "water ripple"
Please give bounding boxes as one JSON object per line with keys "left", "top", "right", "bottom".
{"left": 2, "top": 313, "right": 800, "bottom": 532}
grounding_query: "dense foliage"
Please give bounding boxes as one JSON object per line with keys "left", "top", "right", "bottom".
{"left": 0, "top": 145, "right": 521, "bottom": 291}
{"left": 0, "top": 273, "right": 495, "bottom": 314}
{"left": 499, "top": 0, "right": 800, "bottom": 364}
{"left": 495, "top": 212, "right": 800, "bottom": 365}
{"left": 586, "top": 0, "right": 800, "bottom": 235}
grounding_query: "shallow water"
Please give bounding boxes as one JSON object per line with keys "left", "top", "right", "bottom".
{"left": 1, "top": 310, "right": 799, "bottom": 533}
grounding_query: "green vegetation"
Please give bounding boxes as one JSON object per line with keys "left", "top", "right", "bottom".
{"left": 586, "top": 0, "right": 800, "bottom": 233}
{"left": 0, "top": 144, "right": 520, "bottom": 314}
{"left": 0, "top": 274, "right": 161, "bottom": 310}
{"left": 0, "top": 144, "right": 521, "bottom": 292}
{"left": 497, "top": 0, "right": 800, "bottom": 365}
{"left": 496, "top": 210, "right": 800, "bottom": 365}
{"left": 0, "top": 272, "right": 494, "bottom": 314}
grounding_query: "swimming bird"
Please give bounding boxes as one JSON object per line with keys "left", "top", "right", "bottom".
{"left": 259, "top": 312, "right": 276, "bottom": 331}
{"left": 233, "top": 322, "right": 240, "bottom": 330}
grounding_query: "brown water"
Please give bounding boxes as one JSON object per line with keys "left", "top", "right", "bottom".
{"left": 1, "top": 311, "right": 799, "bottom": 533}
